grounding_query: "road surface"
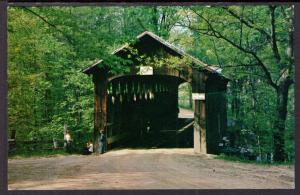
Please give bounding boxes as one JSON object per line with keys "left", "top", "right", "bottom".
{"left": 178, "top": 108, "right": 194, "bottom": 118}
{"left": 8, "top": 148, "right": 294, "bottom": 190}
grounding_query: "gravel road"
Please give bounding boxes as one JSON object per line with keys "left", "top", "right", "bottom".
{"left": 8, "top": 148, "right": 294, "bottom": 190}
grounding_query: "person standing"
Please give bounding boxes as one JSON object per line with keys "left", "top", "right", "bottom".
{"left": 99, "top": 130, "right": 106, "bottom": 154}
{"left": 64, "top": 130, "right": 72, "bottom": 153}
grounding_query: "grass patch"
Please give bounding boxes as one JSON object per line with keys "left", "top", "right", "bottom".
{"left": 179, "top": 105, "right": 193, "bottom": 110}
{"left": 8, "top": 148, "right": 71, "bottom": 159}
{"left": 215, "top": 153, "right": 294, "bottom": 166}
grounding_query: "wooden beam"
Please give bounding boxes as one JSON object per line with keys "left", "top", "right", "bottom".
{"left": 192, "top": 70, "right": 207, "bottom": 154}
{"left": 92, "top": 70, "right": 108, "bottom": 153}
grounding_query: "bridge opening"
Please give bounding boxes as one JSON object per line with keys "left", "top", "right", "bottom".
{"left": 105, "top": 75, "right": 194, "bottom": 149}
{"left": 177, "top": 82, "right": 194, "bottom": 148}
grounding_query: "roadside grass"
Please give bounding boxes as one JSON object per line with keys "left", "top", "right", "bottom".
{"left": 179, "top": 105, "right": 192, "bottom": 110}
{"left": 8, "top": 149, "right": 72, "bottom": 159}
{"left": 215, "top": 153, "right": 294, "bottom": 166}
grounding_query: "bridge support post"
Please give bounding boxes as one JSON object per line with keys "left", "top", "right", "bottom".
{"left": 192, "top": 71, "right": 207, "bottom": 154}
{"left": 93, "top": 70, "right": 108, "bottom": 153}
{"left": 194, "top": 100, "right": 207, "bottom": 154}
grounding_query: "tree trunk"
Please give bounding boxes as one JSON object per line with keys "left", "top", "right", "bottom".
{"left": 273, "top": 78, "right": 293, "bottom": 162}
{"left": 152, "top": 7, "right": 159, "bottom": 34}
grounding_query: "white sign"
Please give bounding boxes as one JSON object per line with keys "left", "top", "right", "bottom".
{"left": 192, "top": 93, "right": 205, "bottom": 100}
{"left": 139, "top": 66, "right": 153, "bottom": 75}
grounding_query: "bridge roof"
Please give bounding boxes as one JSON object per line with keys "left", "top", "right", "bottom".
{"left": 82, "top": 31, "right": 226, "bottom": 79}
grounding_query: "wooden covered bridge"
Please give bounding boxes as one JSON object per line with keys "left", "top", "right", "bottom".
{"left": 83, "top": 31, "right": 229, "bottom": 154}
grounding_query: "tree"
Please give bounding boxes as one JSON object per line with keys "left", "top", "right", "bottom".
{"left": 175, "top": 5, "right": 294, "bottom": 161}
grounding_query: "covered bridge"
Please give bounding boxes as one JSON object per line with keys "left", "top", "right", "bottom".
{"left": 83, "top": 31, "right": 229, "bottom": 154}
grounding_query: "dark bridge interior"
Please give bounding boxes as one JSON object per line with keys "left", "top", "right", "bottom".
{"left": 105, "top": 75, "right": 193, "bottom": 149}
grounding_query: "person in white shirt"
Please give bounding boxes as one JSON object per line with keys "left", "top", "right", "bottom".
{"left": 64, "top": 130, "right": 72, "bottom": 153}
{"left": 84, "top": 140, "right": 93, "bottom": 155}
{"left": 65, "top": 133, "right": 71, "bottom": 143}
{"left": 87, "top": 141, "right": 93, "bottom": 154}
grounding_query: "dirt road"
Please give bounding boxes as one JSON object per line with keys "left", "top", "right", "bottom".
{"left": 8, "top": 148, "right": 294, "bottom": 190}
{"left": 178, "top": 108, "right": 194, "bottom": 118}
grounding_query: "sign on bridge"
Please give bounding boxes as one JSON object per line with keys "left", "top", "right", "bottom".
{"left": 139, "top": 66, "right": 153, "bottom": 75}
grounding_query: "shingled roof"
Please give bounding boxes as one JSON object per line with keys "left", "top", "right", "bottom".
{"left": 82, "top": 31, "right": 224, "bottom": 76}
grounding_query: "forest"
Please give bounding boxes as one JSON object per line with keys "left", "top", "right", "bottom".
{"left": 8, "top": 5, "right": 294, "bottom": 162}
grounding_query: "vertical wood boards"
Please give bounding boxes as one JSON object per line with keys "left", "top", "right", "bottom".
{"left": 92, "top": 69, "right": 108, "bottom": 153}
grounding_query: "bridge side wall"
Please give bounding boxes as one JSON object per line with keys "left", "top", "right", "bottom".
{"left": 92, "top": 69, "right": 108, "bottom": 153}
{"left": 205, "top": 76, "right": 228, "bottom": 154}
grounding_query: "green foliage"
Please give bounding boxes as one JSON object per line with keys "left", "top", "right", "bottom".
{"left": 7, "top": 5, "right": 294, "bottom": 161}
{"left": 178, "top": 82, "right": 192, "bottom": 109}
{"left": 8, "top": 5, "right": 180, "bottom": 154}
{"left": 8, "top": 7, "right": 94, "bottom": 144}
{"left": 216, "top": 153, "right": 294, "bottom": 166}
{"left": 170, "top": 5, "right": 294, "bottom": 162}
